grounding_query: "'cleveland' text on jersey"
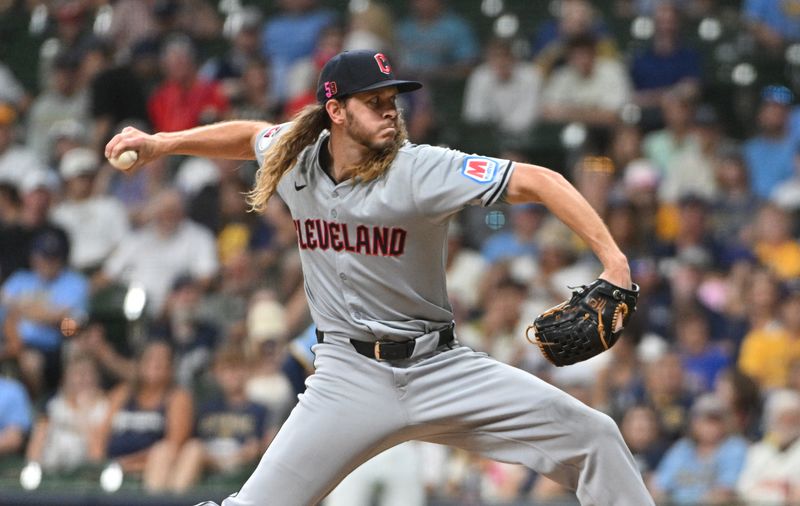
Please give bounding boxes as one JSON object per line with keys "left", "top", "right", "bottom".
{"left": 293, "top": 219, "right": 407, "bottom": 256}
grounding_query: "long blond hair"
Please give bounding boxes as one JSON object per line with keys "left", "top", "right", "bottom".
{"left": 246, "top": 102, "right": 408, "bottom": 213}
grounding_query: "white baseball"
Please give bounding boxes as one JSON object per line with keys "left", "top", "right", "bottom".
{"left": 108, "top": 150, "right": 138, "bottom": 170}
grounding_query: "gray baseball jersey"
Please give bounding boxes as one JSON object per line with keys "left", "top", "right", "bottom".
{"left": 254, "top": 124, "right": 514, "bottom": 343}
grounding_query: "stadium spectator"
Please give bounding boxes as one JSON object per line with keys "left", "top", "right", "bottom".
{"left": 343, "top": 1, "right": 395, "bottom": 52}
{"left": 226, "top": 58, "right": 279, "bottom": 122}
{"left": 620, "top": 405, "right": 668, "bottom": 482}
{"left": 147, "top": 36, "right": 229, "bottom": 133}
{"left": 629, "top": 2, "right": 702, "bottom": 112}
{"left": 89, "top": 40, "right": 152, "bottom": 151}
{"left": 25, "top": 353, "right": 108, "bottom": 471}
{"left": 106, "top": 0, "right": 158, "bottom": 53}
{"left": 0, "top": 374, "right": 32, "bottom": 458}
{"left": 751, "top": 203, "right": 800, "bottom": 279}
{"left": 642, "top": 85, "right": 698, "bottom": 178}
{"left": 149, "top": 275, "right": 219, "bottom": 388}
{"left": 737, "top": 269, "right": 800, "bottom": 390}
{"left": 0, "top": 60, "right": 29, "bottom": 111}
{"left": 444, "top": 221, "right": 487, "bottom": 319}
{"left": 166, "top": 344, "right": 269, "bottom": 493}
{"left": 98, "top": 189, "right": 219, "bottom": 315}
{"left": 637, "top": 351, "right": 694, "bottom": 442}
{"left": 89, "top": 340, "right": 193, "bottom": 492}
{"left": 285, "top": 24, "right": 345, "bottom": 115}
{"left": 1, "top": 229, "right": 88, "bottom": 396}
{"left": 532, "top": 0, "right": 619, "bottom": 76}
{"left": 737, "top": 389, "right": 800, "bottom": 503}
{"left": 714, "top": 367, "right": 763, "bottom": 439}
{"left": 743, "top": 85, "right": 797, "bottom": 199}
{"left": 261, "top": 0, "right": 337, "bottom": 101}
{"left": 540, "top": 33, "right": 632, "bottom": 128}
{"left": 651, "top": 393, "right": 748, "bottom": 504}
{"left": 26, "top": 52, "right": 89, "bottom": 160}
{"left": 396, "top": 0, "right": 479, "bottom": 80}
{"left": 244, "top": 292, "right": 295, "bottom": 428}
{"left": 0, "top": 103, "right": 45, "bottom": 190}
{"left": 592, "top": 335, "right": 646, "bottom": 421}
{"left": 462, "top": 38, "right": 542, "bottom": 137}
{"left": 674, "top": 311, "right": 731, "bottom": 394}
{"left": 326, "top": 443, "right": 428, "bottom": 506}
{"left": 201, "top": 6, "right": 264, "bottom": 85}
{"left": 743, "top": 0, "right": 800, "bottom": 54}
{"left": 481, "top": 204, "right": 545, "bottom": 265}
{"left": 606, "top": 199, "right": 652, "bottom": 261}
{"left": 709, "top": 149, "right": 760, "bottom": 248}
{"left": 457, "top": 278, "right": 527, "bottom": 366}
{"left": 50, "top": 147, "right": 130, "bottom": 272}
{"left": 0, "top": 171, "right": 64, "bottom": 283}
{"left": 659, "top": 105, "right": 728, "bottom": 204}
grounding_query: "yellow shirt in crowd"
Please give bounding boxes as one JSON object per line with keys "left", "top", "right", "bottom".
{"left": 754, "top": 241, "right": 800, "bottom": 280}
{"left": 738, "top": 323, "right": 800, "bottom": 389}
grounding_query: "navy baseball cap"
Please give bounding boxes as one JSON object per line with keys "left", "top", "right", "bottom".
{"left": 31, "top": 229, "right": 70, "bottom": 262}
{"left": 316, "top": 50, "right": 422, "bottom": 103}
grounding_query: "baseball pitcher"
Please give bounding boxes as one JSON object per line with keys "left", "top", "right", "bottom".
{"left": 106, "top": 50, "right": 654, "bottom": 506}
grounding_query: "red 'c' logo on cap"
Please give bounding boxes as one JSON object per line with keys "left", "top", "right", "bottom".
{"left": 374, "top": 53, "right": 391, "bottom": 75}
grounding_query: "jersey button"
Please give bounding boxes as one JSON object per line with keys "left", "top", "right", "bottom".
{"left": 332, "top": 191, "right": 339, "bottom": 198}
{"left": 331, "top": 210, "right": 337, "bottom": 218}
{"left": 339, "top": 273, "right": 347, "bottom": 281}
{"left": 353, "top": 311, "right": 362, "bottom": 320}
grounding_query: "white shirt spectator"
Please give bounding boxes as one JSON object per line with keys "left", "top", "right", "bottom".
{"left": 541, "top": 57, "right": 631, "bottom": 113}
{"left": 462, "top": 62, "right": 542, "bottom": 135}
{"left": 0, "top": 62, "right": 26, "bottom": 106}
{"left": 103, "top": 220, "right": 219, "bottom": 314}
{"left": 0, "top": 145, "right": 45, "bottom": 189}
{"left": 51, "top": 197, "right": 130, "bottom": 270}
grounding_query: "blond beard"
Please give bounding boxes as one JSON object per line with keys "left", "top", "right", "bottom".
{"left": 348, "top": 113, "right": 409, "bottom": 183}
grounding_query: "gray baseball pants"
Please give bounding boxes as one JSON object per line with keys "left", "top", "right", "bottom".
{"left": 215, "top": 332, "right": 654, "bottom": 506}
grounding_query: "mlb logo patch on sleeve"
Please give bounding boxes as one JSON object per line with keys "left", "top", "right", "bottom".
{"left": 461, "top": 156, "right": 498, "bottom": 183}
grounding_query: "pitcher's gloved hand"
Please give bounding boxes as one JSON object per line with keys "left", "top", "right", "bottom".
{"left": 526, "top": 279, "right": 639, "bottom": 367}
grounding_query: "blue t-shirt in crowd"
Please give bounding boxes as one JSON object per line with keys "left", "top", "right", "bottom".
{"left": 1, "top": 269, "right": 89, "bottom": 351}
{"left": 744, "top": 0, "right": 800, "bottom": 41}
{"left": 680, "top": 346, "right": 731, "bottom": 393}
{"left": 397, "top": 13, "right": 479, "bottom": 73}
{"left": 0, "top": 378, "right": 32, "bottom": 433}
{"left": 480, "top": 232, "right": 539, "bottom": 264}
{"left": 630, "top": 46, "right": 701, "bottom": 90}
{"left": 261, "top": 9, "right": 337, "bottom": 99}
{"left": 654, "top": 435, "right": 748, "bottom": 504}
{"left": 743, "top": 135, "right": 797, "bottom": 198}
{"left": 196, "top": 397, "right": 268, "bottom": 444}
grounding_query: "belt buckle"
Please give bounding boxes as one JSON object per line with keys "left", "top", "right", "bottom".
{"left": 374, "top": 341, "right": 383, "bottom": 361}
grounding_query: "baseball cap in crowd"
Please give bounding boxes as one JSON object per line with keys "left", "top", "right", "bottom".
{"left": 761, "top": 84, "right": 794, "bottom": 106}
{"left": 20, "top": 170, "right": 60, "bottom": 194}
{"left": 30, "top": 229, "right": 70, "bottom": 262}
{"left": 316, "top": 50, "right": 422, "bottom": 103}
{"left": 690, "top": 393, "right": 727, "bottom": 420}
{"left": 59, "top": 147, "right": 99, "bottom": 179}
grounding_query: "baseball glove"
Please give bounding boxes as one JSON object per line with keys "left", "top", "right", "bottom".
{"left": 526, "top": 279, "right": 639, "bottom": 367}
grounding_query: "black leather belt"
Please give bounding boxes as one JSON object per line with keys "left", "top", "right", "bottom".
{"left": 315, "top": 326, "right": 455, "bottom": 361}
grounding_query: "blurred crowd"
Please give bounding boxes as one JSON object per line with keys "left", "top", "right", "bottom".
{"left": 1, "top": 0, "right": 800, "bottom": 504}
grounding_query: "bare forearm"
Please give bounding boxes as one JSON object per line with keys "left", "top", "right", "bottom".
{"left": 106, "top": 120, "right": 270, "bottom": 170}
{"left": 506, "top": 163, "right": 627, "bottom": 269}
{"left": 154, "top": 121, "right": 268, "bottom": 160}
{"left": 0, "top": 427, "right": 25, "bottom": 454}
